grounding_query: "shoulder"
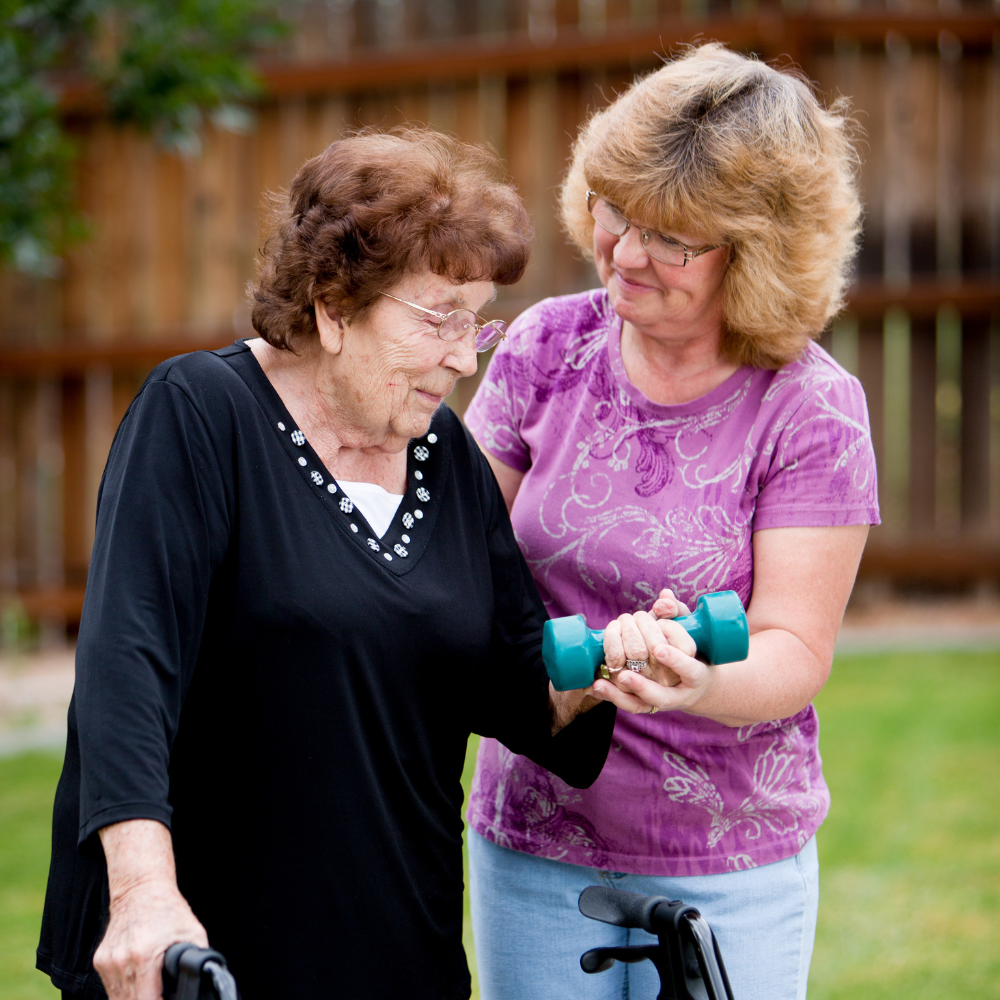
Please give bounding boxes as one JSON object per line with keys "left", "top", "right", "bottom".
{"left": 488, "top": 289, "right": 615, "bottom": 400}
{"left": 505, "top": 288, "right": 615, "bottom": 353}
{"left": 145, "top": 342, "right": 252, "bottom": 399}
{"left": 109, "top": 344, "right": 257, "bottom": 468}
{"left": 133, "top": 343, "right": 256, "bottom": 424}
{"left": 762, "top": 341, "right": 870, "bottom": 422}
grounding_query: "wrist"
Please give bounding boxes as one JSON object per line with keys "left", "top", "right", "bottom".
{"left": 108, "top": 873, "right": 181, "bottom": 908}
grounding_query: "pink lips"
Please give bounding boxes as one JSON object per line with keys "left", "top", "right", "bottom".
{"left": 415, "top": 389, "right": 446, "bottom": 404}
{"left": 613, "top": 269, "right": 657, "bottom": 293}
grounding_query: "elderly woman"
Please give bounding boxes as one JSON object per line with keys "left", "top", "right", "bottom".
{"left": 35, "top": 130, "right": 671, "bottom": 1000}
{"left": 465, "top": 44, "right": 880, "bottom": 1000}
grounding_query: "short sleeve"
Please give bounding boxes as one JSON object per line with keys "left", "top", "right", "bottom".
{"left": 464, "top": 311, "right": 536, "bottom": 473}
{"left": 74, "top": 375, "right": 233, "bottom": 844}
{"left": 753, "top": 370, "right": 881, "bottom": 531}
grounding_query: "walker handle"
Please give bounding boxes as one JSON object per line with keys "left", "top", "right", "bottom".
{"left": 578, "top": 885, "right": 671, "bottom": 933}
{"left": 163, "top": 943, "right": 239, "bottom": 1000}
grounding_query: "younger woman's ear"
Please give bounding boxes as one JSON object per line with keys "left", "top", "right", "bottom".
{"left": 314, "top": 298, "right": 345, "bottom": 355}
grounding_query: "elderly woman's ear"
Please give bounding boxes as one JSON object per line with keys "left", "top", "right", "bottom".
{"left": 314, "top": 297, "right": 345, "bottom": 354}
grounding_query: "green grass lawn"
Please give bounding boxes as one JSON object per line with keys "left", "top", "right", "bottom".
{"left": 809, "top": 651, "right": 1000, "bottom": 999}
{"left": 2, "top": 650, "right": 998, "bottom": 999}
{"left": 0, "top": 752, "right": 63, "bottom": 1000}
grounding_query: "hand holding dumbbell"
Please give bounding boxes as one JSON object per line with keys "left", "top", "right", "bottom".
{"left": 543, "top": 590, "right": 749, "bottom": 692}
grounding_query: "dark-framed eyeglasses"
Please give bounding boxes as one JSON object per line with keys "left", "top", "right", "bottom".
{"left": 586, "top": 191, "right": 723, "bottom": 267}
{"left": 381, "top": 292, "right": 507, "bottom": 353}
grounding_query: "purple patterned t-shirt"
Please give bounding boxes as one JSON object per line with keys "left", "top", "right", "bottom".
{"left": 464, "top": 289, "right": 880, "bottom": 876}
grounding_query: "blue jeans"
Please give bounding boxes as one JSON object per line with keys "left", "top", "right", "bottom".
{"left": 468, "top": 830, "right": 819, "bottom": 1000}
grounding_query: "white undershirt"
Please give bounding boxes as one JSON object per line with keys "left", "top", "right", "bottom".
{"left": 337, "top": 480, "right": 404, "bottom": 539}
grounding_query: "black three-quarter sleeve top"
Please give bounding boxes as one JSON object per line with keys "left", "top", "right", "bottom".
{"left": 38, "top": 341, "right": 616, "bottom": 1000}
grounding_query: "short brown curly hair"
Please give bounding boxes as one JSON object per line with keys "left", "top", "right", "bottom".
{"left": 560, "top": 43, "right": 862, "bottom": 369}
{"left": 251, "top": 129, "right": 533, "bottom": 350}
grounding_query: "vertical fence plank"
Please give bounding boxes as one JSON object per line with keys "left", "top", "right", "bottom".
{"left": 190, "top": 128, "right": 244, "bottom": 336}
{"left": 503, "top": 76, "right": 531, "bottom": 305}
{"left": 154, "top": 148, "right": 189, "bottom": 332}
{"left": 909, "top": 315, "right": 937, "bottom": 533}
{"left": 15, "top": 382, "right": 38, "bottom": 587}
{"left": 858, "top": 316, "right": 885, "bottom": 510}
{"left": 554, "top": 74, "right": 587, "bottom": 295}
{"left": 883, "top": 33, "right": 911, "bottom": 286}
{"left": 35, "top": 378, "right": 64, "bottom": 624}
{"left": 961, "top": 315, "right": 991, "bottom": 533}
{"left": 454, "top": 82, "right": 481, "bottom": 144}
{"left": 318, "top": 96, "right": 349, "bottom": 151}
{"left": 87, "top": 126, "right": 136, "bottom": 341}
{"left": 61, "top": 377, "right": 87, "bottom": 588}
{"left": 937, "top": 32, "right": 963, "bottom": 280}
{"left": 853, "top": 49, "right": 887, "bottom": 279}
{"left": 130, "top": 134, "right": 158, "bottom": 337}
{"left": 991, "top": 44, "right": 1000, "bottom": 277}
{"left": 477, "top": 75, "right": 507, "bottom": 155}
{"left": 525, "top": 75, "right": 559, "bottom": 301}
{"left": 910, "top": 49, "right": 939, "bottom": 278}
{"left": 0, "top": 383, "right": 16, "bottom": 595}
{"left": 936, "top": 305, "right": 962, "bottom": 535}
{"left": 84, "top": 369, "right": 114, "bottom": 562}
{"left": 829, "top": 315, "right": 859, "bottom": 376}
{"left": 883, "top": 307, "right": 910, "bottom": 532}
{"left": 990, "top": 318, "right": 1000, "bottom": 535}
{"left": 426, "top": 82, "right": 457, "bottom": 134}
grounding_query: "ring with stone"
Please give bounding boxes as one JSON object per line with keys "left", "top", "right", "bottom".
{"left": 625, "top": 658, "right": 648, "bottom": 673}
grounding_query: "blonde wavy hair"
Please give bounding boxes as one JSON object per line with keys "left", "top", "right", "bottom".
{"left": 560, "top": 43, "right": 862, "bottom": 369}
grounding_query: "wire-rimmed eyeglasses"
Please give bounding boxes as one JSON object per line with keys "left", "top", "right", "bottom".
{"left": 586, "top": 191, "right": 723, "bottom": 267}
{"left": 381, "top": 293, "right": 507, "bottom": 353}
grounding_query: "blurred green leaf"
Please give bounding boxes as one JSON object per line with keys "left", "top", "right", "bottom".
{"left": 0, "top": 0, "right": 285, "bottom": 273}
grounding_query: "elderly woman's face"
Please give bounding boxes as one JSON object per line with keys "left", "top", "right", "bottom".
{"left": 592, "top": 209, "right": 728, "bottom": 342}
{"left": 320, "top": 272, "right": 490, "bottom": 446}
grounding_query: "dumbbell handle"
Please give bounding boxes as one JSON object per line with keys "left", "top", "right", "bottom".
{"left": 543, "top": 590, "right": 749, "bottom": 692}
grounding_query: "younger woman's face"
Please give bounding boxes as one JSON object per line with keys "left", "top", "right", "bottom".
{"left": 592, "top": 209, "right": 729, "bottom": 345}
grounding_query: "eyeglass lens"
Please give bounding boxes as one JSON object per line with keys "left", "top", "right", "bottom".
{"left": 590, "top": 197, "right": 687, "bottom": 267}
{"left": 438, "top": 310, "right": 506, "bottom": 353}
{"left": 474, "top": 322, "right": 506, "bottom": 352}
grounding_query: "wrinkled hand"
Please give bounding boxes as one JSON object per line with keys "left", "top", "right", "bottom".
{"left": 550, "top": 683, "right": 601, "bottom": 735}
{"left": 594, "top": 602, "right": 715, "bottom": 717}
{"left": 94, "top": 880, "right": 207, "bottom": 1000}
{"left": 602, "top": 587, "right": 691, "bottom": 688}
{"left": 650, "top": 588, "right": 691, "bottom": 621}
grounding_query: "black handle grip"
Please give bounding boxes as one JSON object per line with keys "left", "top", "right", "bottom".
{"left": 683, "top": 913, "right": 735, "bottom": 1000}
{"left": 578, "top": 886, "right": 673, "bottom": 933}
{"left": 163, "top": 943, "right": 238, "bottom": 1000}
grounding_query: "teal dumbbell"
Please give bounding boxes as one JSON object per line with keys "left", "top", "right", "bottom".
{"left": 543, "top": 590, "right": 749, "bottom": 692}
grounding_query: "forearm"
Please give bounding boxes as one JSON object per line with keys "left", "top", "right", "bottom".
{"left": 685, "top": 629, "right": 831, "bottom": 728}
{"left": 94, "top": 820, "right": 207, "bottom": 999}
{"left": 549, "top": 684, "right": 601, "bottom": 735}
{"left": 100, "top": 819, "right": 179, "bottom": 903}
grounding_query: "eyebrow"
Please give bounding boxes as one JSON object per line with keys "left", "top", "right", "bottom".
{"left": 418, "top": 284, "right": 494, "bottom": 311}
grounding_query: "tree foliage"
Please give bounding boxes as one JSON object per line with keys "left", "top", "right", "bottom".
{"left": 0, "top": 0, "right": 284, "bottom": 274}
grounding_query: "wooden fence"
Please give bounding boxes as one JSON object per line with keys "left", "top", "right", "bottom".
{"left": 2, "top": 3, "right": 999, "bottom": 629}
